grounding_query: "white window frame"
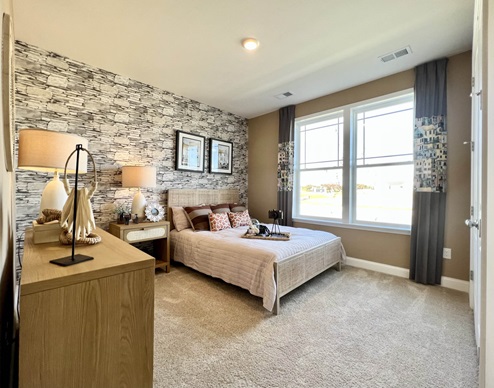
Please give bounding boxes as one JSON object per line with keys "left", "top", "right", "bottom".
{"left": 293, "top": 89, "right": 414, "bottom": 235}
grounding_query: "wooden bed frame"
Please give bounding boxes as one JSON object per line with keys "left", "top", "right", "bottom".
{"left": 167, "top": 189, "right": 343, "bottom": 314}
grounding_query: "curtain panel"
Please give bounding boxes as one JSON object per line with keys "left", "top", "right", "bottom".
{"left": 277, "top": 105, "right": 295, "bottom": 226}
{"left": 410, "top": 58, "right": 448, "bottom": 285}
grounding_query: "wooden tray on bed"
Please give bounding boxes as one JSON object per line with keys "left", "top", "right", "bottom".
{"left": 242, "top": 232, "right": 291, "bottom": 241}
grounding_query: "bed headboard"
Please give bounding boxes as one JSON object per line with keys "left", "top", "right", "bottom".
{"left": 167, "top": 189, "right": 240, "bottom": 230}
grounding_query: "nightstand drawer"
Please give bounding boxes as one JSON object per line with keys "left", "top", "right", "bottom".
{"left": 124, "top": 226, "right": 167, "bottom": 243}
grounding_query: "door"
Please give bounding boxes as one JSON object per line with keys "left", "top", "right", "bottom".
{"left": 467, "top": 0, "right": 483, "bottom": 351}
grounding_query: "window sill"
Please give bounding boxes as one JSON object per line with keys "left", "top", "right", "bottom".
{"left": 293, "top": 217, "right": 411, "bottom": 236}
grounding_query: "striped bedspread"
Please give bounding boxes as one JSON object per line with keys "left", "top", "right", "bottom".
{"left": 170, "top": 225, "right": 345, "bottom": 311}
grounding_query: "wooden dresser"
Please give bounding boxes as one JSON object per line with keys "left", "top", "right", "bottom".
{"left": 19, "top": 228, "right": 155, "bottom": 388}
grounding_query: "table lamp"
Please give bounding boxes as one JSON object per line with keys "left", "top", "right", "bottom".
{"left": 122, "top": 166, "right": 156, "bottom": 219}
{"left": 18, "top": 128, "right": 88, "bottom": 217}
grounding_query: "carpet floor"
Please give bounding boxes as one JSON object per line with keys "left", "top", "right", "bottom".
{"left": 153, "top": 264, "right": 478, "bottom": 388}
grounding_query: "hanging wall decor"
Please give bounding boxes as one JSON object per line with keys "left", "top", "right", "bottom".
{"left": 209, "top": 138, "right": 233, "bottom": 174}
{"left": 175, "top": 130, "right": 205, "bottom": 173}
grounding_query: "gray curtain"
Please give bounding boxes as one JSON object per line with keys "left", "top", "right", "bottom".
{"left": 277, "top": 105, "right": 295, "bottom": 226}
{"left": 410, "top": 58, "right": 448, "bottom": 284}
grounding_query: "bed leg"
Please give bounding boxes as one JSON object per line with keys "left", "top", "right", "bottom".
{"left": 336, "top": 261, "right": 342, "bottom": 272}
{"left": 273, "top": 262, "right": 280, "bottom": 315}
{"left": 273, "top": 296, "right": 280, "bottom": 315}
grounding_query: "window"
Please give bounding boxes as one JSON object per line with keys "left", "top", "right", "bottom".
{"left": 294, "top": 91, "right": 414, "bottom": 231}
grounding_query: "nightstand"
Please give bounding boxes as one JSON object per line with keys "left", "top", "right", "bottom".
{"left": 109, "top": 220, "right": 170, "bottom": 272}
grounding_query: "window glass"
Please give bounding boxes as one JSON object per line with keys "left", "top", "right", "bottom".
{"left": 294, "top": 91, "right": 414, "bottom": 230}
{"left": 298, "top": 169, "right": 343, "bottom": 219}
{"left": 355, "top": 164, "right": 413, "bottom": 225}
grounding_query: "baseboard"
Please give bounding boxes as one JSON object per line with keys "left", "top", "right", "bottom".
{"left": 440, "top": 276, "right": 470, "bottom": 293}
{"left": 345, "top": 256, "right": 469, "bottom": 293}
{"left": 345, "top": 256, "right": 409, "bottom": 278}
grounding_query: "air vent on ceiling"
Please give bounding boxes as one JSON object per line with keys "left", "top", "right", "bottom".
{"left": 379, "top": 46, "right": 412, "bottom": 63}
{"left": 274, "top": 91, "right": 293, "bottom": 100}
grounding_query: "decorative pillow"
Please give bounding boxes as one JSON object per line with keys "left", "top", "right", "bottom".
{"left": 228, "top": 209, "right": 251, "bottom": 228}
{"left": 229, "top": 203, "right": 247, "bottom": 212}
{"left": 208, "top": 212, "right": 232, "bottom": 232}
{"left": 210, "top": 203, "right": 231, "bottom": 213}
{"left": 184, "top": 205, "right": 212, "bottom": 231}
{"left": 171, "top": 207, "right": 192, "bottom": 232}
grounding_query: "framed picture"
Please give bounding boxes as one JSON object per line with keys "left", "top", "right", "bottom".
{"left": 175, "top": 130, "right": 205, "bottom": 172}
{"left": 209, "top": 138, "right": 233, "bottom": 174}
{"left": 2, "top": 13, "right": 14, "bottom": 172}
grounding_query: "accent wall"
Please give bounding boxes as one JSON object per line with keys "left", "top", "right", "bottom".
{"left": 14, "top": 41, "right": 248, "bottom": 241}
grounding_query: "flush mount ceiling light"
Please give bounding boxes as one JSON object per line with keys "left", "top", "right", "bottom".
{"left": 242, "top": 38, "right": 259, "bottom": 51}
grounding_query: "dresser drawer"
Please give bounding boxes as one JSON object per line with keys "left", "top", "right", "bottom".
{"left": 124, "top": 225, "right": 167, "bottom": 243}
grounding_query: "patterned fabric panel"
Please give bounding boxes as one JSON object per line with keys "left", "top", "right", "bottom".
{"left": 228, "top": 209, "right": 251, "bottom": 228}
{"left": 184, "top": 205, "right": 212, "bottom": 231}
{"left": 277, "top": 141, "right": 294, "bottom": 192}
{"left": 210, "top": 203, "right": 231, "bottom": 213}
{"left": 229, "top": 203, "right": 246, "bottom": 212}
{"left": 414, "top": 115, "right": 447, "bottom": 192}
{"left": 208, "top": 212, "right": 232, "bottom": 232}
{"left": 171, "top": 207, "right": 192, "bottom": 232}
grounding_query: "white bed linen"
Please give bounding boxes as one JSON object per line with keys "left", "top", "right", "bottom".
{"left": 170, "top": 225, "right": 344, "bottom": 311}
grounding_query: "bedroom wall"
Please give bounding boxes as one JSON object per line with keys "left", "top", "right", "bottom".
{"left": 1, "top": 2, "right": 16, "bottom": 386}
{"left": 14, "top": 41, "right": 248, "bottom": 241}
{"left": 248, "top": 51, "right": 472, "bottom": 281}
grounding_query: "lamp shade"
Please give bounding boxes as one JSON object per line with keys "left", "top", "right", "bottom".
{"left": 18, "top": 128, "right": 88, "bottom": 173}
{"left": 122, "top": 166, "right": 157, "bottom": 188}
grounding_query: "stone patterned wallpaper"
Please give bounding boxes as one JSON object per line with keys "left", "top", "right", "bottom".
{"left": 14, "top": 41, "right": 248, "bottom": 240}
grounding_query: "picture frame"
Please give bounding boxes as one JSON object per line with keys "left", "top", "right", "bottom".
{"left": 209, "top": 138, "right": 233, "bottom": 175}
{"left": 2, "top": 13, "right": 14, "bottom": 172}
{"left": 175, "top": 130, "right": 205, "bottom": 172}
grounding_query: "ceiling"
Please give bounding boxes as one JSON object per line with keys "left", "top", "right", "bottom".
{"left": 13, "top": 0, "right": 474, "bottom": 119}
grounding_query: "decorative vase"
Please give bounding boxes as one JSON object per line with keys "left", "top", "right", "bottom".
{"left": 117, "top": 213, "right": 124, "bottom": 224}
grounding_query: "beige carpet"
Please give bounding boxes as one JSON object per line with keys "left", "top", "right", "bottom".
{"left": 153, "top": 264, "right": 478, "bottom": 388}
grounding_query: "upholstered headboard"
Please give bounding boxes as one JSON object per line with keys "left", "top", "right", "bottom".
{"left": 167, "top": 189, "right": 240, "bottom": 230}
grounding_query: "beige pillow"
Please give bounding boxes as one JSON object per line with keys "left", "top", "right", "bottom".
{"left": 172, "top": 207, "right": 192, "bottom": 232}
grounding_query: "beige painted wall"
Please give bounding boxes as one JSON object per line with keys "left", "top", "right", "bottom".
{"left": 248, "top": 51, "right": 472, "bottom": 281}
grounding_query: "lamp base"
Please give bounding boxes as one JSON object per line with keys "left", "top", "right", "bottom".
{"left": 50, "top": 254, "right": 94, "bottom": 267}
{"left": 131, "top": 189, "right": 146, "bottom": 218}
{"left": 39, "top": 171, "right": 68, "bottom": 218}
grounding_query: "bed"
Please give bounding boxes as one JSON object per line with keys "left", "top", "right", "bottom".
{"left": 167, "top": 189, "right": 346, "bottom": 314}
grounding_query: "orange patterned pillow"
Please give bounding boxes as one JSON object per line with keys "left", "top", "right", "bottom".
{"left": 208, "top": 212, "right": 232, "bottom": 232}
{"left": 228, "top": 210, "right": 251, "bottom": 228}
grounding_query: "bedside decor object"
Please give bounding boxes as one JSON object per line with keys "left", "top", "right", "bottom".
{"left": 52, "top": 143, "right": 99, "bottom": 266}
{"left": 175, "top": 130, "right": 205, "bottom": 172}
{"left": 113, "top": 201, "right": 130, "bottom": 224}
{"left": 18, "top": 128, "right": 88, "bottom": 217}
{"left": 209, "top": 138, "right": 233, "bottom": 174}
{"left": 145, "top": 202, "right": 165, "bottom": 222}
{"left": 122, "top": 166, "right": 156, "bottom": 219}
{"left": 268, "top": 209, "right": 284, "bottom": 236}
{"left": 2, "top": 13, "right": 14, "bottom": 172}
